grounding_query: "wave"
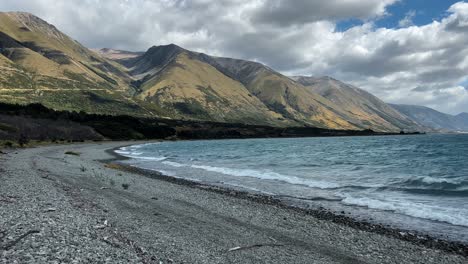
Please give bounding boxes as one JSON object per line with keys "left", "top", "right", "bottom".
{"left": 162, "top": 161, "right": 186, "bottom": 167}
{"left": 115, "top": 149, "right": 166, "bottom": 161}
{"left": 115, "top": 149, "right": 131, "bottom": 155}
{"left": 392, "top": 187, "right": 468, "bottom": 197}
{"left": 190, "top": 164, "right": 341, "bottom": 189}
{"left": 398, "top": 176, "right": 467, "bottom": 190}
{"left": 133, "top": 156, "right": 167, "bottom": 161}
{"left": 342, "top": 196, "right": 468, "bottom": 227}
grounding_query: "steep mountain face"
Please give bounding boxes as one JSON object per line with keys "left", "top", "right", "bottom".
{"left": 131, "top": 49, "right": 286, "bottom": 125}
{"left": 122, "top": 46, "right": 361, "bottom": 129}
{"left": 390, "top": 104, "right": 468, "bottom": 132}
{"left": 455, "top": 113, "right": 468, "bottom": 129}
{"left": 197, "top": 56, "right": 359, "bottom": 129}
{"left": 292, "top": 76, "right": 424, "bottom": 132}
{"left": 0, "top": 12, "right": 152, "bottom": 115}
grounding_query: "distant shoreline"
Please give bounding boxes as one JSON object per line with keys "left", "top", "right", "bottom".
{"left": 0, "top": 102, "right": 425, "bottom": 148}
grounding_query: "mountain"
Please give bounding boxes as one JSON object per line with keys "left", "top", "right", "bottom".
{"left": 122, "top": 45, "right": 369, "bottom": 129}
{"left": 124, "top": 44, "right": 292, "bottom": 125}
{"left": 291, "top": 76, "right": 424, "bottom": 132}
{"left": 0, "top": 12, "right": 153, "bottom": 115}
{"left": 0, "top": 12, "right": 425, "bottom": 131}
{"left": 455, "top": 113, "right": 468, "bottom": 129}
{"left": 390, "top": 104, "right": 468, "bottom": 132}
{"left": 198, "top": 55, "right": 365, "bottom": 129}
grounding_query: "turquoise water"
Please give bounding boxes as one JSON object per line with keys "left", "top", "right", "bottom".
{"left": 117, "top": 134, "right": 468, "bottom": 242}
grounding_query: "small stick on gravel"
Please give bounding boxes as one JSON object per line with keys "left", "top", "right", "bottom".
{"left": 228, "top": 243, "right": 284, "bottom": 252}
{"left": 1, "top": 230, "right": 40, "bottom": 250}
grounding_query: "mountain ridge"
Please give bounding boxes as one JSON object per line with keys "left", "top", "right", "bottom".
{"left": 390, "top": 104, "right": 468, "bottom": 132}
{"left": 291, "top": 76, "right": 426, "bottom": 132}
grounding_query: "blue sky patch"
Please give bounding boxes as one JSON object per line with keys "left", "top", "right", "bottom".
{"left": 336, "top": 0, "right": 462, "bottom": 31}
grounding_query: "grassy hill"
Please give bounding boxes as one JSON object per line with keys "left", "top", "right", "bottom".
{"left": 293, "top": 76, "right": 425, "bottom": 132}
{"left": 123, "top": 45, "right": 361, "bottom": 129}
{"left": 0, "top": 12, "right": 151, "bottom": 116}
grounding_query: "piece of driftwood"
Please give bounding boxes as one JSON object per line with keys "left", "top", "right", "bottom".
{"left": 228, "top": 243, "right": 284, "bottom": 252}
{"left": 1, "top": 230, "right": 40, "bottom": 250}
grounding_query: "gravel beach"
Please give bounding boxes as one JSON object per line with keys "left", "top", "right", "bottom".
{"left": 1, "top": 142, "right": 467, "bottom": 264}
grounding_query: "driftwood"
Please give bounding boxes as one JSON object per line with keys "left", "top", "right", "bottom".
{"left": 228, "top": 243, "right": 284, "bottom": 252}
{"left": 1, "top": 230, "right": 40, "bottom": 250}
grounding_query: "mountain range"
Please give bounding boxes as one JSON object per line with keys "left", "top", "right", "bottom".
{"left": 0, "top": 11, "right": 465, "bottom": 132}
{"left": 390, "top": 104, "right": 468, "bottom": 132}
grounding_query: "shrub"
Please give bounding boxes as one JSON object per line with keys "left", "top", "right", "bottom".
{"left": 18, "top": 134, "right": 29, "bottom": 147}
{"left": 3, "top": 141, "right": 14, "bottom": 148}
{"left": 121, "top": 183, "right": 130, "bottom": 190}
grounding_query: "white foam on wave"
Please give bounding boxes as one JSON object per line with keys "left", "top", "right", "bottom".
{"left": 162, "top": 161, "right": 186, "bottom": 167}
{"left": 342, "top": 196, "right": 468, "bottom": 227}
{"left": 115, "top": 145, "right": 166, "bottom": 161}
{"left": 419, "top": 176, "right": 460, "bottom": 184}
{"left": 138, "top": 166, "right": 176, "bottom": 176}
{"left": 133, "top": 156, "right": 167, "bottom": 161}
{"left": 190, "top": 164, "right": 340, "bottom": 189}
{"left": 115, "top": 150, "right": 131, "bottom": 155}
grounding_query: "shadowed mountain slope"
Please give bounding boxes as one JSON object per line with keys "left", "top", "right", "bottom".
{"left": 390, "top": 104, "right": 468, "bottom": 132}
{"left": 292, "top": 76, "right": 425, "bottom": 132}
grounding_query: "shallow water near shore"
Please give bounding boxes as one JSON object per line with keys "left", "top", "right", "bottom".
{"left": 116, "top": 134, "right": 468, "bottom": 243}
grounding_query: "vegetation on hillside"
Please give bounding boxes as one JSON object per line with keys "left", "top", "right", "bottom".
{"left": 0, "top": 102, "right": 411, "bottom": 147}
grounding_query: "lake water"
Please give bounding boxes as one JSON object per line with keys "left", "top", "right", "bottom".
{"left": 116, "top": 134, "right": 468, "bottom": 243}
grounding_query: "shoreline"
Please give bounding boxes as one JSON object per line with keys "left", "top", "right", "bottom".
{"left": 108, "top": 143, "right": 468, "bottom": 257}
{"left": 1, "top": 141, "right": 466, "bottom": 263}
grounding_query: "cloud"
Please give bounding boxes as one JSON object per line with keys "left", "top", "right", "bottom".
{"left": 0, "top": 0, "right": 467, "bottom": 114}
{"left": 251, "top": 0, "right": 398, "bottom": 27}
{"left": 398, "top": 10, "right": 416, "bottom": 27}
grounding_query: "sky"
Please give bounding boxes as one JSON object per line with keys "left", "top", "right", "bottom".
{"left": 1, "top": 0, "right": 467, "bottom": 115}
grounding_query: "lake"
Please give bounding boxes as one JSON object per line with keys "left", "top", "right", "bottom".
{"left": 116, "top": 134, "right": 468, "bottom": 243}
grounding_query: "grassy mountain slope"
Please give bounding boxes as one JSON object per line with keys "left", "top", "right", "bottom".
{"left": 133, "top": 51, "right": 287, "bottom": 125}
{"left": 200, "top": 55, "right": 429, "bottom": 132}
{"left": 0, "top": 12, "right": 154, "bottom": 115}
{"left": 390, "top": 104, "right": 468, "bottom": 132}
{"left": 124, "top": 45, "right": 361, "bottom": 128}
{"left": 293, "top": 76, "right": 424, "bottom": 132}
